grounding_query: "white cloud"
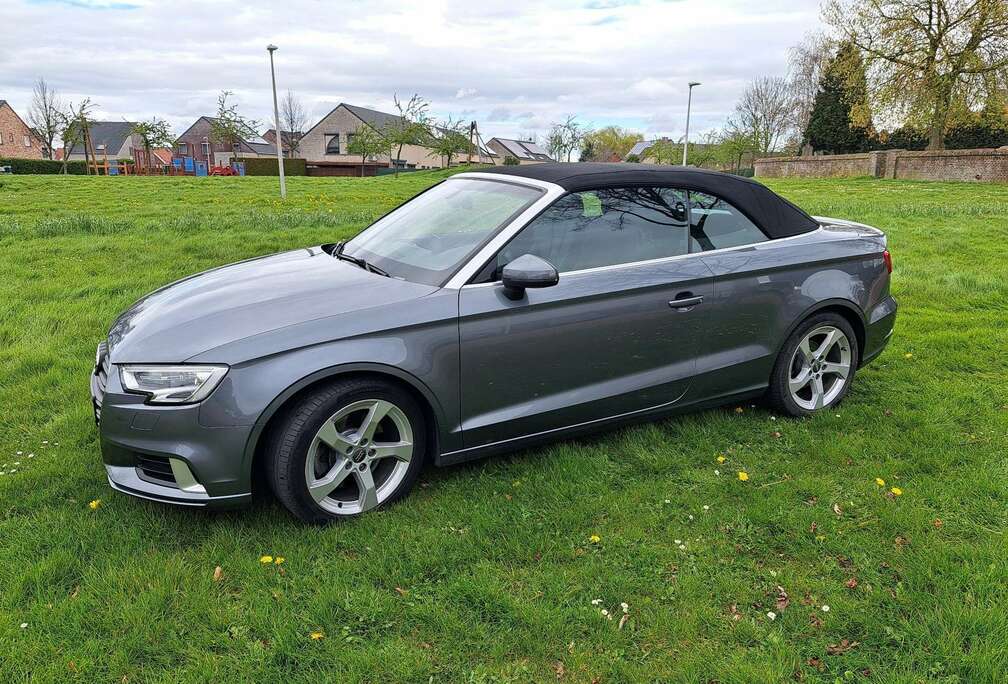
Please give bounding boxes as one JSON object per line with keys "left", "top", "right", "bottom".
{"left": 1, "top": 0, "right": 820, "bottom": 140}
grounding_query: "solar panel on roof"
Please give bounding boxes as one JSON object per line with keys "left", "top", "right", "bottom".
{"left": 523, "top": 142, "right": 549, "bottom": 156}
{"left": 496, "top": 140, "right": 527, "bottom": 158}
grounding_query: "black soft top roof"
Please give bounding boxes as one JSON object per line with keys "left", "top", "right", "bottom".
{"left": 475, "top": 162, "right": 819, "bottom": 239}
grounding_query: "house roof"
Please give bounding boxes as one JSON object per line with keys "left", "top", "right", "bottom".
{"left": 488, "top": 137, "right": 553, "bottom": 161}
{"left": 68, "top": 121, "right": 136, "bottom": 155}
{"left": 473, "top": 162, "right": 820, "bottom": 239}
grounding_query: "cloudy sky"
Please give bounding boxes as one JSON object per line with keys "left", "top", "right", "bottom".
{"left": 3, "top": 0, "right": 821, "bottom": 142}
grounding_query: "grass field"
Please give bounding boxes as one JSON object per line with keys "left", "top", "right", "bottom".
{"left": 0, "top": 171, "right": 1006, "bottom": 683}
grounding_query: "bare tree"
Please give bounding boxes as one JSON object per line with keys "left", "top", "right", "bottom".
{"left": 386, "top": 93, "right": 431, "bottom": 176}
{"left": 732, "top": 76, "right": 796, "bottom": 155}
{"left": 279, "top": 90, "right": 308, "bottom": 156}
{"left": 57, "top": 99, "right": 95, "bottom": 174}
{"left": 429, "top": 117, "right": 471, "bottom": 168}
{"left": 825, "top": 0, "right": 1008, "bottom": 149}
{"left": 27, "top": 78, "right": 62, "bottom": 160}
{"left": 209, "top": 90, "right": 260, "bottom": 163}
{"left": 545, "top": 115, "right": 584, "bottom": 161}
{"left": 788, "top": 32, "right": 836, "bottom": 145}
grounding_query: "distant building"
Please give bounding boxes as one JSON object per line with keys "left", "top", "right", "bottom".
{"left": 486, "top": 137, "right": 553, "bottom": 164}
{"left": 263, "top": 129, "right": 302, "bottom": 154}
{"left": 174, "top": 116, "right": 284, "bottom": 167}
{"left": 0, "top": 100, "right": 45, "bottom": 159}
{"left": 65, "top": 121, "right": 142, "bottom": 161}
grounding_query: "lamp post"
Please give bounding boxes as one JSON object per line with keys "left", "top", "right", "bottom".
{"left": 266, "top": 44, "right": 286, "bottom": 199}
{"left": 682, "top": 81, "right": 701, "bottom": 166}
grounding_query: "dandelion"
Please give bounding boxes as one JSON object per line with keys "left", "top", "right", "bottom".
{"left": 766, "top": 611, "right": 777, "bottom": 621}
{"left": 734, "top": 407, "right": 744, "bottom": 414}
{"left": 875, "top": 478, "right": 885, "bottom": 486}
{"left": 274, "top": 556, "right": 285, "bottom": 565}
{"left": 310, "top": 631, "right": 325, "bottom": 640}
{"left": 904, "top": 352, "right": 913, "bottom": 359}
{"left": 589, "top": 534, "right": 601, "bottom": 544}
{"left": 738, "top": 471, "right": 749, "bottom": 481}
{"left": 259, "top": 555, "right": 274, "bottom": 564}
{"left": 890, "top": 487, "right": 902, "bottom": 496}
{"left": 717, "top": 455, "right": 726, "bottom": 463}
{"left": 88, "top": 499, "right": 101, "bottom": 510}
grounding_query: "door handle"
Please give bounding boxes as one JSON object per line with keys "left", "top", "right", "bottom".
{"left": 668, "top": 295, "right": 704, "bottom": 310}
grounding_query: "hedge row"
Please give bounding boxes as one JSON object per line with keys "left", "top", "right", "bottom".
{"left": 234, "top": 157, "right": 307, "bottom": 176}
{"left": 1, "top": 158, "right": 88, "bottom": 174}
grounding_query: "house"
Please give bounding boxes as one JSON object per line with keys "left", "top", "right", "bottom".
{"left": 174, "top": 116, "right": 284, "bottom": 168}
{"left": 0, "top": 100, "right": 45, "bottom": 159}
{"left": 486, "top": 137, "right": 553, "bottom": 164}
{"left": 299, "top": 103, "right": 495, "bottom": 173}
{"left": 263, "top": 129, "right": 302, "bottom": 153}
{"left": 64, "top": 121, "right": 143, "bottom": 161}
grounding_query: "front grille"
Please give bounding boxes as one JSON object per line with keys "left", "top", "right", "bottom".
{"left": 92, "top": 341, "right": 110, "bottom": 425}
{"left": 135, "top": 454, "right": 177, "bottom": 486}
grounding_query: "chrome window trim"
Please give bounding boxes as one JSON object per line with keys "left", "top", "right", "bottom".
{"left": 442, "top": 173, "right": 566, "bottom": 289}
{"left": 458, "top": 224, "right": 827, "bottom": 289}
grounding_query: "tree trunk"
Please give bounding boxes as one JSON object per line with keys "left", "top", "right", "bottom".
{"left": 927, "top": 81, "right": 953, "bottom": 151}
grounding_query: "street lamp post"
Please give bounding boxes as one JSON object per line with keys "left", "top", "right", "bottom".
{"left": 266, "top": 44, "right": 286, "bottom": 199}
{"left": 682, "top": 81, "right": 701, "bottom": 166}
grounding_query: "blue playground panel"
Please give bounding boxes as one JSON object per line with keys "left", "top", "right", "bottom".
{"left": 232, "top": 162, "right": 246, "bottom": 176}
{"left": 195, "top": 161, "right": 208, "bottom": 177}
{"left": 183, "top": 156, "right": 194, "bottom": 173}
{"left": 108, "top": 165, "right": 119, "bottom": 175}
{"left": 172, "top": 158, "right": 182, "bottom": 172}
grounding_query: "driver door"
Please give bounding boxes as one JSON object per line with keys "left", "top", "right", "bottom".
{"left": 458, "top": 187, "right": 714, "bottom": 449}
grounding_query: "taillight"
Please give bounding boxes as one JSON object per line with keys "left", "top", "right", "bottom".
{"left": 883, "top": 249, "right": 893, "bottom": 274}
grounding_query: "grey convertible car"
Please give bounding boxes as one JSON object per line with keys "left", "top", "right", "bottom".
{"left": 92, "top": 163, "right": 896, "bottom": 522}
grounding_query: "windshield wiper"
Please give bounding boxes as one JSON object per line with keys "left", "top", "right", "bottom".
{"left": 332, "top": 241, "right": 390, "bottom": 277}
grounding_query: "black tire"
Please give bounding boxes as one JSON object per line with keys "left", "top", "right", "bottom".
{"left": 768, "top": 312, "right": 860, "bottom": 417}
{"left": 266, "top": 377, "right": 427, "bottom": 523}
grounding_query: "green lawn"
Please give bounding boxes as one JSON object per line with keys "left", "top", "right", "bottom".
{"left": 0, "top": 171, "right": 1006, "bottom": 683}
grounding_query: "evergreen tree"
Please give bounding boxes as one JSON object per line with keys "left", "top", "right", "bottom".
{"left": 802, "top": 42, "right": 875, "bottom": 153}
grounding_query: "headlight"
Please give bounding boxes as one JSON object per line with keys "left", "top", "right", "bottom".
{"left": 119, "top": 365, "right": 228, "bottom": 404}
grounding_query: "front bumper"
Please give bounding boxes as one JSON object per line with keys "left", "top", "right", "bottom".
{"left": 92, "top": 346, "right": 253, "bottom": 509}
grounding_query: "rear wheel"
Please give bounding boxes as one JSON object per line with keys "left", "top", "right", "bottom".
{"left": 266, "top": 378, "right": 427, "bottom": 523}
{"left": 769, "top": 313, "right": 859, "bottom": 417}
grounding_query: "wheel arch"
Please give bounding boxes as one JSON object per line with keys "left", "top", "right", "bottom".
{"left": 781, "top": 298, "right": 866, "bottom": 365}
{"left": 244, "top": 363, "right": 445, "bottom": 495}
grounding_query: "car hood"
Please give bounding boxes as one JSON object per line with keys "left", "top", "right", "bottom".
{"left": 107, "top": 246, "right": 439, "bottom": 363}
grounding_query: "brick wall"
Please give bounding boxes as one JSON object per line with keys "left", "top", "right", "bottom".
{"left": 755, "top": 147, "right": 1008, "bottom": 183}
{"left": 0, "top": 102, "right": 45, "bottom": 159}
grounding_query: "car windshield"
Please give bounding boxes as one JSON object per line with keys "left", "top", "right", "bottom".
{"left": 342, "top": 177, "right": 543, "bottom": 285}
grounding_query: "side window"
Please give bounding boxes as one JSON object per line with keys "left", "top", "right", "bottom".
{"left": 687, "top": 191, "right": 767, "bottom": 251}
{"left": 495, "top": 187, "right": 689, "bottom": 276}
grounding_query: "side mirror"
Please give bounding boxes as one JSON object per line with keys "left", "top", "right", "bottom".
{"left": 501, "top": 254, "right": 559, "bottom": 300}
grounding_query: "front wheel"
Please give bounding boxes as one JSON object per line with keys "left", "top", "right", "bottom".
{"left": 266, "top": 378, "right": 427, "bottom": 523}
{"left": 768, "top": 313, "right": 859, "bottom": 417}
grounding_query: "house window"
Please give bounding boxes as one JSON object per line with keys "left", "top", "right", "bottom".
{"left": 179, "top": 143, "right": 189, "bottom": 155}
{"left": 325, "top": 135, "right": 340, "bottom": 154}
{"left": 201, "top": 142, "right": 210, "bottom": 158}
{"left": 23, "top": 136, "right": 31, "bottom": 147}
{"left": 345, "top": 132, "right": 356, "bottom": 150}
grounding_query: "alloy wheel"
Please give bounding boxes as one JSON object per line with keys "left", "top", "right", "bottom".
{"left": 787, "top": 325, "right": 852, "bottom": 411}
{"left": 304, "top": 399, "right": 414, "bottom": 515}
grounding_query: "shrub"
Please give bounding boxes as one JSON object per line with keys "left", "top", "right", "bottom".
{"left": 502, "top": 155, "right": 520, "bottom": 165}
{"left": 233, "top": 157, "right": 307, "bottom": 176}
{"left": 1, "top": 158, "right": 87, "bottom": 174}
{"left": 625, "top": 153, "right": 641, "bottom": 163}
